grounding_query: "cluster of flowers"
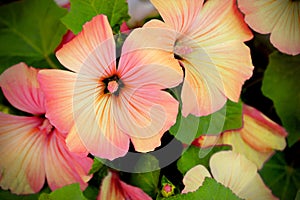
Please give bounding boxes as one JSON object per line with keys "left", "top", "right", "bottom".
{"left": 1, "top": 0, "right": 298, "bottom": 199}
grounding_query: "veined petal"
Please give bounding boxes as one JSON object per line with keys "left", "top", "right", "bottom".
{"left": 0, "top": 113, "right": 46, "bottom": 194}
{"left": 210, "top": 151, "right": 258, "bottom": 197}
{"left": 98, "top": 171, "right": 151, "bottom": 200}
{"left": 238, "top": 0, "right": 285, "bottom": 34}
{"left": 189, "top": 0, "right": 252, "bottom": 44}
{"left": 113, "top": 86, "right": 179, "bottom": 152}
{"left": 66, "top": 125, "right": 89, "bottom": 154}
{"left": 182, "top": 165, "right": 211, "bottom": 193}
{"left": 181, "top": 58, "right": 227, "bottom": 117}
{"left": 56, "top": 15, "right": 116, "bottom": 76}
{"left": 44, "top": 130, "right": 93, "bottom": 191}
{"left": 270, "top": 2, "right": 300, "bottom": 55}
{"left": 73, "top": 75, "right": 129, "bottom": 160}
{"left": 238, "top": 173, "right": 278, "bottom": 200}
{"left": 0, "top": 63, "right": 45, "bottom": 115}
{"left": 238, "top": 0, "right": 300, "bottom": 55}
{"left": 222, "top": 131, "right": 274, "bottom": 169}
{"left": 150, "top": 0, "right": 204, "bottom": 33}
{"left": 241, "top": 105, "right": 287, "bottom": 152}
{"left": 38, "top": 69, "right": 76, "bottom": 133}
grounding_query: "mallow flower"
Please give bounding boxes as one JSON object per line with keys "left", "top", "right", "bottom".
{"left": 38, "top": 15, "right": 183, "bottom": 160}
{"left": 0, "top": 63, "right": 93, "bottom": 194}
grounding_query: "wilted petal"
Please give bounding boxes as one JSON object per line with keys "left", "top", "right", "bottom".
{"left": 150, "top": 0, "right": 204, "bottom": 33}
{"left": 38, "top": 69, "right": 76, "bottom": 133}
{"left": 0, "top": 113, "right": 46, "bottom": 194}
{"left": 44, "top": 130, "right": 93, "bottom": 191}
{"left": 240, "top": 105, "right": 287, "bottom": 152}
{"left": 182, "top": 165, "right": 211, "bottom": 193}
{"left": 56, "top": 15, "right": 116, "bottom": 75}
{"left": 238, "top": 0, "right": 300, "bottom": 55}
{"left": 0, "top": 63, "right": 45, "bottom": 115}
{"left": 222, "top": 131, "right": 274, "bottom": 169}
{"left": 98, "top": 171, "right": 152, "bottom": 200}
{"left": 210, "top": 151, "right": 276, "bottom": 199}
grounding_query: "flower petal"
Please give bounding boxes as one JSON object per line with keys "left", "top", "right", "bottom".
{"left": 38, "top": 69, "right": 76, "bottom": 133}
{"left": 182, "top": 164, "right": 211, "bottom": 193}
{"left": 73, "top": 75, "right": 130, "bottom": 160}
{"left": 241, "top": 105, "right": 287, "bottom": 152}
{"left": 238, "top": 0, "right": 300, "bottom": 55}
{"left": 222, "top": 131, "right": 274, "bottom": 169}
{"left": 270, "top": 3, "right": 300, "bottom": 55}
{"left": 0, "top": 113, "right": 46, "bottom": 194}
{"left": 66, "top": 125, "right": 89, "bottom": 154}
{"left": 210, "top": 151, "right": 258, "bottom": 197}
{"left": 150, "top": 0, "right": 204, "bottom": 33}
{"left": 238, "top": 173, "right": 278, "bottom": 200}
{"left": 44, "top": 130, "right": 93, "bottom": 191}
{"left": 56, "top": 15, "right": 116, "bottom": 76}
{"left": 97, "top": 171, "right": 152, "bottom": 200}
{"left": 181, "top": 58, "right": 227, "bottom": 117}
{"left": 0, "top": 63, "right": 45, "bottom": 115}
{"left": 114, "top": 86, "right": 179, "bottom": 152}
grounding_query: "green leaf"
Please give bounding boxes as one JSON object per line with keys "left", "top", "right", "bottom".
{"left": 129, "top": 154, "right": 160, "bottom": 198}
{"left": 170, "top": 100, "right": 243, "bottom": 144}
{"left": 61, "top": 0, "right": 130, "bottom": 34}
{"left": 177, "top": 146, "right": 231, "bottom": 175}
{"left": 0, "top": 187, "right": 50, "bottom": 200}
{"left": 38, "top": 184, "right": 87, "bottom": 200}
{"left": 262, "top": 52, "right": 300, "bottom": 146}
{"left": 0, "top": 0, "right": 67, "bottom": 71}
{"left": 161, "top": 178, "right": 242, "bottom": 200}
{"left": 259, "top": 152, "right": 300, "bottom": 200}
{"left": 89, "top": 157, "right": 104, "bottom": 175}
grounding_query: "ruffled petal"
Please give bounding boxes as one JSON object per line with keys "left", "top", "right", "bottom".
{"left": 210, "top": 151, "right": 258, "bottom": 197}
{"left": 0, "top": 63, "right": 45, "bottom": 115}
{"left": 38, "top": 69, "right": 76, "bottom": 133}
{"left": 150, "top": 0, "right": 204, "bottom": 33}
{"left": 73, "top": 74, "right": 129, "bottom": 160}
{"left": 182, "top": 165, "right": 211, "bottom": 193}
{"left": 222, "top": 131, "right": 274, "bottom": 169}
{"left": 113, "top": 86, "right": 179, "bottom": 152}
{"left": 44, "top": 130, "right": 93, "bottom": 191}
{"left": 97, "top": 171, "right": 152, "bottom": 200}
{"left": 241, "top": 105, "right": 287, "bottom": 152}
{"left": 0, "top": 113, "right": 46, "bottom": 194}
{"left": 56, "top": 15, "right": 116, "bottom": 76}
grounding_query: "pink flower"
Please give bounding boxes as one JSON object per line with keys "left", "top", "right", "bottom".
{"left": 0, "top": 63, "right": 93, "bottom": 194}
{"left": 182, "top": 151, "right": 278, "bottom": 200}
{"left": 38, "top": 15, "right": 183, "bottom": 160}
{"left": 238, "top": 0, "right": 300, "bottom": 55}
{"left": 97, "top": 171, "right": 152, "bottom": 200}
{"left": 192, "top": 104, "right": 287, "bottom": 169}
{"left": 132, "top": 0, "right": 253, "bottom": 116}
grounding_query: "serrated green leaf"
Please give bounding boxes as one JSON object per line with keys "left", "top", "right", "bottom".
{"left": 89, "top": 157, "right": 104, "bottom": 175}
{"left": 259, "top": 152, "right": 300, "bottom": 200}
{"left": 0, "top": 0, "right": 67, "bottom": 71}
{"left": 38, "top": 184, "right": 86, "bottom": 200}
{"left": 177, "top": 146, "right": 231, "bottom": 175}
{"left": 170, "top": 100, "right": 243, "bottom": 144}
{"left": 61, "top": 0, "right": 130, "bottom": 34}
{"left": 0, "top": 187, "right": 50, "bottom": 200}
{"left": 262, "top": 52, "right": 300, "bottom": 146}
{"left": 129, "top": 154, "right": 160, "bottom": 198}
{"left": 162, "top": 178, "right": 242, "bottom": 200}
